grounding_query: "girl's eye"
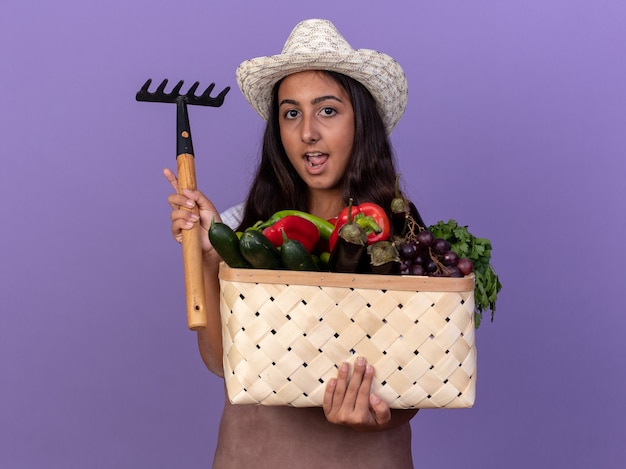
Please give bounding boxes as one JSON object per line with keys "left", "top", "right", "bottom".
{"left": 284, "top": 109, "right": 300, "bottom": 119}
{"left": 320, "top": 107, "right": 337, "bottom": 116}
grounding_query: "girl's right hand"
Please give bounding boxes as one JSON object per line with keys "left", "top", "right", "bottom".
{"left": 163, "top": 168, "right": 221, "bottom": 257}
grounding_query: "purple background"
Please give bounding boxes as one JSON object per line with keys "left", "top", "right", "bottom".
{"left": 2, "top": 1, "right": 625, "bottom": 468}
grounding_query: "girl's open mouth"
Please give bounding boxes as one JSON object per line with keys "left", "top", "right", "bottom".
{"left": 306, "top": 152, "right": 329, "bottom": 169}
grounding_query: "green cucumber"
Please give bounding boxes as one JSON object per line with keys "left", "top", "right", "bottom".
{"left": 239, "top": 230, "right": 282, "bottom": 269}
{"left": 208, "top": 220, "right": 252, "bottom": 268}
{"left": 280, "top": 236, "right": 319, "bottom": 271}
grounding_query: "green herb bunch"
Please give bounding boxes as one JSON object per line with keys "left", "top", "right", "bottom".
{"left": 429, "top": 219, "right": 502, "bottom": 328}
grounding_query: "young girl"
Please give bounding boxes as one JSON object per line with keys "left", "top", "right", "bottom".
{"left": 165, "top": 19, "right": 420, "bottom": 468}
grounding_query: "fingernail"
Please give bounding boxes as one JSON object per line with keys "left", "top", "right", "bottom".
{"left": 366, "top": 364, "right": 373, "bottom": 374}
{"left": 190, "top": 213, "right": 199, "bottom": 221}
{"left": 370, "top": 394, "right": 381, "bottom": 404}
{"left": 341, "top": 362, "right": 349, "bottom": 372}
{"left": 357, "top": 357, "right": 365, "bottom": 366}
{"left": 185, "top": 199, "right": 195, "bottom": 207}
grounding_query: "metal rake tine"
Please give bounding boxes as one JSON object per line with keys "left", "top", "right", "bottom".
{"left": 186, "top": 81, "right": 201, "bottom": 97}
{"left": 170, "top": 80, "right": 185, "bottom": 97}
{"left": 136, "top": 78, "right": 158, "bottom": 101}
{"left": 201, "top": 83, "right": 215, "bottom": 96}
{"left": 155, "top": 78, "right": 169, "bottom": 95}
{"left": 138, "top": 78, "right": 152, "bottom": 93}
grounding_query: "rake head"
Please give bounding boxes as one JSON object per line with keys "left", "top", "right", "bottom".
{"left": 135, "top": 78, "right": 230, "bottom": 107}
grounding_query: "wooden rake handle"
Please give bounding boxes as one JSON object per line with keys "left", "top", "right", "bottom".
{"left": 177, "top": 153, "right": 207, "bottom": 330}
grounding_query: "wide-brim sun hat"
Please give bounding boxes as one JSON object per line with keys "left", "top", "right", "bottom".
{"left": 236, "top": 19, "right": 408, "bottom": 135}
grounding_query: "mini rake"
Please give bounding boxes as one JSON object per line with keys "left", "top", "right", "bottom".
{"left": 136, "top": 78, "right": 230, "bottom": 330}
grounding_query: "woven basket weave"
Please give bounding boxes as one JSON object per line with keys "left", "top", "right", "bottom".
{"left": 219, "top": 263, "right": 476, "bottom": 409}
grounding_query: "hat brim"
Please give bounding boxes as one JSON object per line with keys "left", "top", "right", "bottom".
{"left": 236, "top": 48, "right": 407, "bottom": 135}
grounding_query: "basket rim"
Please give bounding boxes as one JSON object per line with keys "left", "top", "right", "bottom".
{"left": 218, "top": 263, "right": 475, "bottom": 292}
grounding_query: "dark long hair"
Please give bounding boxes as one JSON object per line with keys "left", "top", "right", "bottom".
{"left": 237, "top": 71, "right": 407, "bottom": 231}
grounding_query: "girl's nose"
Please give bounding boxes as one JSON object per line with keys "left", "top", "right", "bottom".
{"left": 301, "top": 115, "right": 320, "bottom": 143}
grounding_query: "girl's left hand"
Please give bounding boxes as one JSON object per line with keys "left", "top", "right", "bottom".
{"left": 322, "top": 357, "right": 391, "bottom": 430}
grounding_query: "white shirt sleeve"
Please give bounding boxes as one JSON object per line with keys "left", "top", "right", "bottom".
{"left": 219, "top": 203, "right": 245, "bottom": 230}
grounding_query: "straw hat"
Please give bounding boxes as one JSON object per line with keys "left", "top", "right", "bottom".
{"left": 236, "top": 19, "right": 408, "bottom": 135}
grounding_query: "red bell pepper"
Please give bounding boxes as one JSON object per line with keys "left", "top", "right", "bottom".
{"left": 262, "top": 215, "right": 320, "bottom": 253}
{"left": 254, "top": 210, "right": 335, "bottom": 241}
{"left": 328, "top": 202, "right": 391, "bottom": 252}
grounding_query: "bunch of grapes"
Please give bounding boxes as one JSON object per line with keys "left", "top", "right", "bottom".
{"left": 397, "top": 219, "right": 474, "bottom": 278}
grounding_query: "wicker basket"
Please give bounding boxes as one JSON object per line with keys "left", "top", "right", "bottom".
{"left": 219, "top": 263, "right": 476, "bottom": 409}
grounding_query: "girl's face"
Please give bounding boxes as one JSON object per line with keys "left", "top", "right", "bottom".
{"left": 278, "top": 71, "right": 355, "bottom": 194}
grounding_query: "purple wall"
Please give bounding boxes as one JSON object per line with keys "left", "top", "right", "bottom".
{"left": 2, "top": 1, "right": 624, "bottom": 467}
